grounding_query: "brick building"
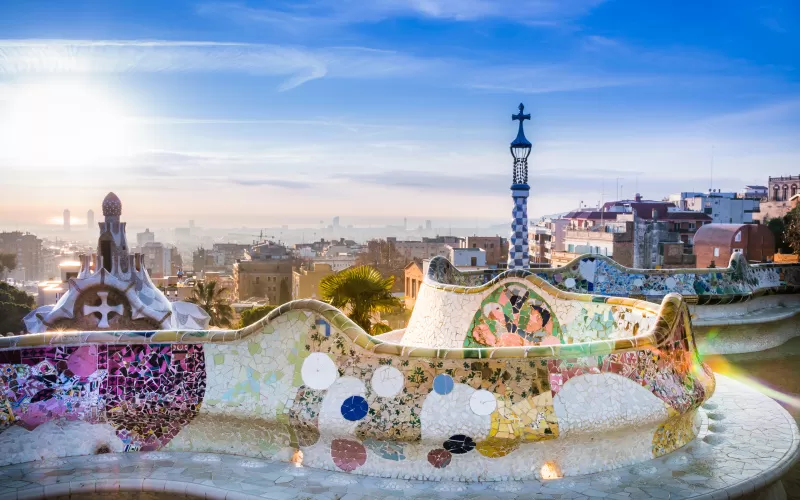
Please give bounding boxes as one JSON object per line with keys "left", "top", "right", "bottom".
{"left": 693, "top": 224, "right": 775, "bottom": 268}
{"left": 465, "top": 235, "right": 508, "bottom": 266}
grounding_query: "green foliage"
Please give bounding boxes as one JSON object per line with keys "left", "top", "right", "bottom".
{"left": 0, "top": 281, "right": 34, "bottom": 334}
{"left": 786, "top": 207, "right": 800, "bottom": 255}
{"left": 279, "top": 278, "right": 291, "bottom": 304}
{"left": 320, "top": 265, "right": 402, "bottom": 334}
{"left": 238, "top": 304, "right": 276, "bottom": 328}
{"left": 766, "top": 217, "right": 787, "bottom": 252}
{"left": 187, "top": 281, "right": 234, "bottom": 328}
{"left": 0, "top": 253, "right": 16, "bottom": 274}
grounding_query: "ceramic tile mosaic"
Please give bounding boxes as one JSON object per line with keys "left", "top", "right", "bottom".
{"left": 0, "top": 279, "right": 713, "bottom": 481}
{"left": 420, "top": 253, "right": 800, "bottom": 355}
{"left": 403, "top": 273, "right": 657, "bottom": 349}
{"left": 426, "top": 252, "right": 800, "bottom": 305}
{"left": 0, "top": 375, "right": 793, "bottom": 499}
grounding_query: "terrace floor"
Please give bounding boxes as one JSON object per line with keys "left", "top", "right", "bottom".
{"left": 0, "top": 374, "right": 796, "bottom": 500}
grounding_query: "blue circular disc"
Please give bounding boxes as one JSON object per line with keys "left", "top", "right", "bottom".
{"left": 433, "top": 374, "right": 454, "bottom": 395}
{"left": 340, "top": 395, "right": 369, "bottom": 421}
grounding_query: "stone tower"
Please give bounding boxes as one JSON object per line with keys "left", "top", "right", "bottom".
{"left": 507, "top": 103, "right": 532, "bottom": 270}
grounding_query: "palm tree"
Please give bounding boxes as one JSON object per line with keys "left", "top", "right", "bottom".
{"left": 319, "top": 265, "right": 402, "bottom": 334}
{"left": 187, "top": 281, "right": 235, "bottom": 328}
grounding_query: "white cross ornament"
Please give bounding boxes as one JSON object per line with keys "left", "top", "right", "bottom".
{"left": 83, "top": 291, "right": 124, "bottom": 328}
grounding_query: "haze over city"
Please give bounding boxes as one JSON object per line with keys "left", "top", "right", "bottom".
{"left": 1, "top": 0, "right": 798, "bottom": 231}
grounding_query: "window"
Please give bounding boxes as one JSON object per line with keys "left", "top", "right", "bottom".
{"left": 714, "top": 248, "right": 720, "bottom": 257}
{"left": 255, "top": 277, "right": 260, "bottom": 284}
{"left": 470, "top": 256, "right": 477, "bottom": 266}
{"left": 734, "top": 232, "right": 741, "bottom": 242}
{"left": 688, "top": 222, "right": 696, "bottom": 230}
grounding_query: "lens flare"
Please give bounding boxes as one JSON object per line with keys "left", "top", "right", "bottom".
{"left": 703, "top": 354, "right": 800, "bottom": 411}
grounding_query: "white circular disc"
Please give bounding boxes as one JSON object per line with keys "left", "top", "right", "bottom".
{"left": 301, "top": 353, "right": 338, "bottom": 390}
{"left": 564, "top": 278, "right": 576, "bottom": 289}
{"left": 665, "top": 277, "right": 677, "bottom": 289}
{"left": 371, "top": 365, "right": 405, "bottom": 398}
{"left": 469, "top": 389, "right": 497, "bottom": 416}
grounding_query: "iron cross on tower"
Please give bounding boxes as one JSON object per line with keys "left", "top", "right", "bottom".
{"left": 512, "top": 103, "right": 530, "bottom": 127}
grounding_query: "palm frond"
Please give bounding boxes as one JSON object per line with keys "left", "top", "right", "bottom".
{"left": 319, "top": 265, "right": 402, "bottom": 334}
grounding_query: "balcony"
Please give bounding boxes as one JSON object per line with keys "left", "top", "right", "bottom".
{"left": 565, "top": 230, "right": 615, "bottom": 241}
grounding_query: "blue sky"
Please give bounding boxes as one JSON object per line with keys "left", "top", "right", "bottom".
{"left": 0, "top": 0, "right": 798, "bottom": 228}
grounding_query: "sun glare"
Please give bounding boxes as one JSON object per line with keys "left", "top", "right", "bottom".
{"left": 1, "top": 81, "right": 134, "bottom": 167}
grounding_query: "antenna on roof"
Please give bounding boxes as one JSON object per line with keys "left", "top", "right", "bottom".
{"left": 710, "top": 145, "right": 715, "bottom": 192}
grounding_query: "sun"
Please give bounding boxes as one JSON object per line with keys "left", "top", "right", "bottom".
{"left": 1, "top": 80, "right": 134, "bottom": 167}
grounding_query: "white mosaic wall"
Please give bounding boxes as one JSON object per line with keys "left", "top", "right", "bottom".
{"left": 403, "top": 277, "right": 657, "bottom": 349}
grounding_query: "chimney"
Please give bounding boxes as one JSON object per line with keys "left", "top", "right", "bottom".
{"left": 635, "top": 193, "right": 642, "bottom": 202}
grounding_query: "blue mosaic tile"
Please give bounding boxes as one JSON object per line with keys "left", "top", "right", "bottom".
{"left": 433, "top": 374, "right": 454, "bottom": 395}
{"left": 340, "top": 396, "right": 368, "bottom": 421}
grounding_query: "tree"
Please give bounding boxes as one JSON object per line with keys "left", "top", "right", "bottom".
{"left": 239, "top": 304, "right": 276, "bottom": 328}
{"left": 0, "top": 253, "right": 16, "bottom": 276}
{"left": 355, "top": 239, "right": 407, "bottom": 293}
{"left": 786, "top": 207, "right": 800, "bottom": 255}
{"left": 766, "top": 217, "right": 788, "bottom": 253}
{"left": 0, "top": 281, "right": 34, "bottom": 334}
{"left": 186, "top": 281, "right": 234, "bottom": 327}
{"left": 319, "top": 265, "right": 402, "bottom": 334}
{"left": 279, "top": 278, "right": 291, "bottom": 304}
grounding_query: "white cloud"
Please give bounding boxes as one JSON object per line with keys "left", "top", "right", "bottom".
{"left": 467, "top": 65, "right": 650, "bottom": 94}
{"left": 0, "top": 38, "right": 657, "bottom": 95}
{"left": 0, "top": 39, "right": 435, "bottom": 90}
{"left": 695, "top": 99, "right": 800, "bottom": 128}
{"left": 197, "top": 0, "right": 606, "bottom": 26}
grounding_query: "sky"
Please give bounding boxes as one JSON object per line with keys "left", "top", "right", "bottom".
{"left": 0, "top": 0, "right": 798, "bottom": 229}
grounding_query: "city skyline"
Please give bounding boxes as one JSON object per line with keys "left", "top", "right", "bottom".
{"left": 1, "top": 1, "right": 798, "bottom": 227}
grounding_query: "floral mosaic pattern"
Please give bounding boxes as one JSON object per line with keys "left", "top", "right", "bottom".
{"left": 465, "top": 283, "right": 561, "bottom": 347}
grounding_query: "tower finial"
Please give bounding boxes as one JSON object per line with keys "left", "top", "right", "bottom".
{"left": 511, "top": 103, "right": 531, "bottom": 148}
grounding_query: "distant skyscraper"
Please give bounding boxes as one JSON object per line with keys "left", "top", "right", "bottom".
{"left": 137, "top": 228, "right": 155, "bottom": 248}
{"left": 333, "top": 216, "right": 340, "bottom": 228}
{"left": 189, "top": 220, "right": 195, "bottom": 229}
{"left": 87, "top": 209, "right": 95, "bottom": 230}
{"left": 425, "top": 220, "right": 432, "bottom": 230}
{"left": 63, "top": 209, "right": 70, "bottom": 232}
{"left": 404, "top": 218, "right": 407, "bottom": 230}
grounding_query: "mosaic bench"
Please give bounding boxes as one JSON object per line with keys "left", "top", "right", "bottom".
{"left": 425, "top": 253, "right": 800, "bottom": 354}
{"left": 0, "top": 275, "right": 713, "bottom": 481}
